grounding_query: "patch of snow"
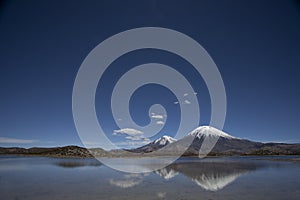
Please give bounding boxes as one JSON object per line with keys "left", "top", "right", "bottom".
{"left": 154, "top": 136, "right": 177, "bottom": 145}
{"left": 188, "top": 126, "right": 238, "bottom": 139}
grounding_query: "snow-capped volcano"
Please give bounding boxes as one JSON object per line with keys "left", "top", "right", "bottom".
{"left": 188, "top": 126, "right": 238, "bottom": 139}
{"left": 132, "top": 135, "right": 176, "bottom": 153}
{"left": 130, "top": 125, "right": 300, "bottom": 156}
{"left": 183, "top": 126, "right": 264, "bottom": 156}
{"left": 154, "top": 135, "right": 177, "bottom": 145}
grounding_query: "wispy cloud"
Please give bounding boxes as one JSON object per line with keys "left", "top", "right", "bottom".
{"left": 115, "top": 140, "right": 150, "bottom": 147}
{"left": 150, "top": 114, "right": 164, "bottom": 119}
{"left": 125, "top": 136, "right": 147, "bottom": 141}
{"left": 174, "top": 91, "right": 196, "bottom": 105}
{"left": 113, "top": 128, "right": 150, "bottom": 147}
{"left": 0, "top": 137, "right": 38, "bottom": 144}
{"left": 174, "top": 99, "right": 193, "bottom": 105}
{"left": 113, "top": 128, "right": 143, "bottom": 136}
{"left": 184, "top": 100, "right": 191, "bottom": 104}
{"left": 156, "top": 121, "right": 165, "bottom": 125}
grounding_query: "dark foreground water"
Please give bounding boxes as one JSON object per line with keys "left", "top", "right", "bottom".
{"left": 1, "top": 156, "right": 300, "bottom": 200}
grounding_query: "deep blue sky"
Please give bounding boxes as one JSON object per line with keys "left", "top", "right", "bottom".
{"left": 0, "top": 0, "right": 299, "bottom": 148}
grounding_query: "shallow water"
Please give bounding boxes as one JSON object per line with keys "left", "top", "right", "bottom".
{"left": 0, "top": 156, "right": 300, "bottom": 200}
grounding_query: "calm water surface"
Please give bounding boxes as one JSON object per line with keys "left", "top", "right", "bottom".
{"left": 0, "top": 156, "right": 300, "bottom": 200}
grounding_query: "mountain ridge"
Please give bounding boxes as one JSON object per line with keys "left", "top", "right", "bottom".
{"left": 1, "top": 126, "right": 300, "bottom": 157}
{"left": 131, "top": 126, "right": 300, "bottom": 156}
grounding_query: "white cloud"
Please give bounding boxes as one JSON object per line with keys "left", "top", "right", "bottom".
{"left": 129, "top": 140, "right": 150, "bottom": 145}
{"left": 125, "top": 135, "right": 151, "bottom": 142}
{"left": 113, "top": 128, "right": 143, "bottom": 136}
{"left": 117, "top": 118, "right": 122, "bottom": 121}
{"left": 0, "top": 137, "right": 38, "bottom": 144}
{"left": 113, "top": 128, "right": 151, "bottom": 146}
{"left": 115, "top": 140, "right": 150, "bottom": 147}
{"left": 150, "top": 115, "right": 164, "bottom": 119}
{"left": 174, "top": 101, "right": 179, "bottom": 104}
{"left": 184, "top": 100, "right": 191, "bottom": 104}
{"left": 193, "top": 92, "right": 197, "bottom": 95}
{"left": 156, "top": 121, "right": 165, "bottom": 125}
{"left": 184, "top": 93, "right": 188, "bottom": 96}
{"left": 125, "top": 136, "right": 144, "bottom": 141}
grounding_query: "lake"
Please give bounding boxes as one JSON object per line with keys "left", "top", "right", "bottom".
{"left": 1, "top": 156, "right": 300, "bottom": 200}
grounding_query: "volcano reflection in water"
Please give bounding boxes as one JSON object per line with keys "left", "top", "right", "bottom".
{"left": 109, "top": 160, "right": 261, "bottom": 191}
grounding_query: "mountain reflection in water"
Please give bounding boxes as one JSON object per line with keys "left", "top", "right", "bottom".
{"left": 1, "top": 156, "right": 300, "bottom": 200}
{"left": 166, "top": 161, "right": 259, "bottom": 191}
{"left": 107, "top": 160, "right": 261, "bottom": 191}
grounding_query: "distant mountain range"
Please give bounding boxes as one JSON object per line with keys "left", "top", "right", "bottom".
{"left": 130, "top": 126, "right": 300, "bottom": 156}
{"left": 1, "top": 126, "right": 300, "bottom": 157}
{"left": 0, "top": 146, "right": 107, "bottom": 158}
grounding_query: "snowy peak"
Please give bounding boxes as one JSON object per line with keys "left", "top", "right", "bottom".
{"left": 154, "top": 135, "right": 177, "bottom": 146}
{"left": 132, "top": 135, "right": 177, "bottom": 153}
{"left": 188, "top": 126, "right": 237, "bottom": 140}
